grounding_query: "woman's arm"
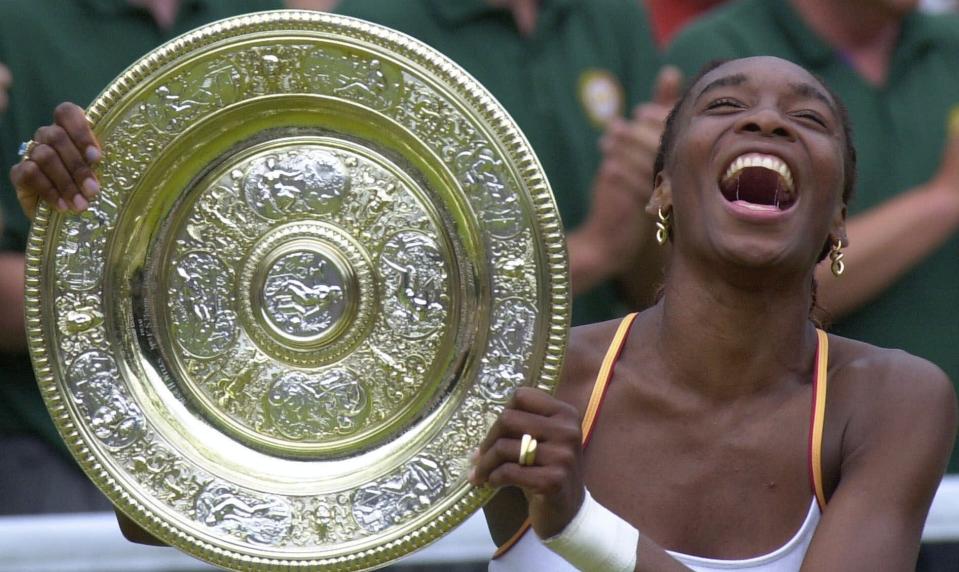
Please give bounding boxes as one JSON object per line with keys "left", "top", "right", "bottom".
{"left": 115, "top": 509, "right": 166, "bottom": 546}
{"left": 800, "top": 353, "right": 957, "bottom": 571}
{"left": 470, "top": 386, "right": 692, "bottom": 571}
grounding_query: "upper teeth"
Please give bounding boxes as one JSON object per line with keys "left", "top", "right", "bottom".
{"left": 722, "top": 153, "right": 794, "bottom": 191}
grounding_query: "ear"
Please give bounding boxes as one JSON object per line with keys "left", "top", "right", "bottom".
{"left": 646, "top": 172, "right": 673, "bottom": 217}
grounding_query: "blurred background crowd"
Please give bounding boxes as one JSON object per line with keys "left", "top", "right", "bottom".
{"left": 1, "top": 0, "right": 957, "bottom": 570}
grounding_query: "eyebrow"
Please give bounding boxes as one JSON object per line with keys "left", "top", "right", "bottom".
{"left": 694, "top": 73, "right": 747, "bottom": 104}
{"left": 788, "top": 81, "right": 836, "bottom": 112}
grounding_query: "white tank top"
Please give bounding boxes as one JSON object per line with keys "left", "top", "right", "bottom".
{"left": 488, "top": 497, "right": 821, "bottom": 572}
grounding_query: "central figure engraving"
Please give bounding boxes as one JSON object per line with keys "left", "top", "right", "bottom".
{"left": 242, "top": 149, "right": 348, "bottom": 219}
{"left": 262, "top": 250, "right": 348, "bottom": 339}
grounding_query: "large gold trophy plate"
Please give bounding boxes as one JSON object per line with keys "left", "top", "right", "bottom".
{"left": 24, "top": 10, "right": 569, "bottom": 571}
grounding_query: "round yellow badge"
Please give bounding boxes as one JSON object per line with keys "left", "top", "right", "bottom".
{"left": 579, "top": 69, "right": 625, "bottom": 128}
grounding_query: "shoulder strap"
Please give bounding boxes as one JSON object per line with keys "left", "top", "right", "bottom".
{"left": 582, "top": 312, "right": 639, "bottom": 446}
{"left": 809, "top": 328, "right": 830, "bottom": 511}
{"left": 492, "top": 313, "right": 639, "bottom": 558}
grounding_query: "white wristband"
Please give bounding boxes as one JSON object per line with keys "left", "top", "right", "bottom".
{"left": 541, "top": 490, "right": 639, "bottom": 572}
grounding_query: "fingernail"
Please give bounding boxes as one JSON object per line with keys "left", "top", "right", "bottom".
{"left": 469, "top": 450, "right": 479, "bottom": 464}
{"left": 82, "top": 178, "right": 100, "bottom": 197}
{"left": 73, "top": 194, "right": 89, "bottom": 211}
{"left": 468, "top": 468, "right": 477, "bottom": 484}
{"left": 56, "top": 198, "right": 69, "bottom": 212}
{"left": 86, "top": 147, "right": 101, "bottom": 163}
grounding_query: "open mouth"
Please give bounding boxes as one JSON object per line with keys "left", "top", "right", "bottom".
{"left": 719, "top": 153, "right": 796, "bottom": 211}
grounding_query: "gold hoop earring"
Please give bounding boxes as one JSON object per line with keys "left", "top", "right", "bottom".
{"left": 656, "top": 208, "right": 671, "bottom": 246}
{"left": 829, "top": 239, "right": 845, "bottom": 277}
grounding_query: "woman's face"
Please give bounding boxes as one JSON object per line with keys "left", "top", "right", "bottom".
{"left": 660, "top": 57, "right": 846, "bottom": 274}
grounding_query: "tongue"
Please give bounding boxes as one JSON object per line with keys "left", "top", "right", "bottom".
{"left": 720, "top": 167, "right": 792, "bottom": 208}
{"left": 738, "top": 168, "right": 779, "bottom": 204}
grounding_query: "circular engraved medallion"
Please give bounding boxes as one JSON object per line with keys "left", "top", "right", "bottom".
{"left": 261, "top": 249, "right": 349, "bottom": 340}
{"left": 25, "top": 10, "right": 569, "bottom": 571}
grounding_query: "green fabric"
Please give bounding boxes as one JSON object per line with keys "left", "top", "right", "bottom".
{"left": 0, "top": 0, "right": 281, "bottom": 456}
{"left": 336, "top": 0, "right": 661, "bottom": 326}
{"left": 665, "top": 0, "right": 959, "bottom": 471}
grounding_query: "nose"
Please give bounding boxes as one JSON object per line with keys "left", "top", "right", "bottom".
{"left": 735, "top": 106, "right": 796, "bottom": 141}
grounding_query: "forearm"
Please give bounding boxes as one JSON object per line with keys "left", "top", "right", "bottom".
{"left": 0, "top": 251, "right": 25, "bottom": 352}
{"left": 568, "top": 215, "right": 661, "bottom": 301}
{"left": 615, "top": 217, "right": 665, "bottom": 310}
{"left": 544, "top": 490, "right": 692, "bottom": 572}
{"left": 114, "top": 509, "right": 166, "bottom": 546}
{"left": 815, "top": 183, "right": 959, "bottom": 319}
{"left": 567, "top": 228, "right": 617, "bottom": 297}
{"left": 634, "top": 535, "right": 693, "bottom": 572}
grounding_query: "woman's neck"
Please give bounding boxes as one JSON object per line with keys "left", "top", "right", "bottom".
{"left": 650, "top": 258, "right": 819, "bottom": 400}
{"left": 790, "top": 0, "right": 906, "bottom": 86}
{"left": 485, "top": 0, "right": 539, "bottom": 37}
{"left": 128, "top": 0, "right": 180, "bottom": 30}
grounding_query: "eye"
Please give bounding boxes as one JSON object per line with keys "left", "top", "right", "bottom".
{"left": 704, "top": 97, "right": 743, "bottom": 111}
{"left": 793, "top": 110, "right": 828, "bottom": 127}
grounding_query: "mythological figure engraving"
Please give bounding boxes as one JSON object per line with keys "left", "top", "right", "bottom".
{"left": 127, "top": 439, "right": 207, "bottom": 506}
{"left": 334, "top": 57, "right": 387, "bottom": 102}
{"left": 57, "top": 208, "right": 109, "bottom": 290}
{"left": 262, "top": 251, "right": 347, "bottom": 338}
{"left": 186, "top": 183, "right": 265, "bottom": 258}
{"left": 170, "top": 251, "right": 237, "bottom": 358}
{"left": 479, "top": 300, "right": 537, "bottom": 402}
{"left": 456, "top": 146, "right": 523, "bottom": 238}
{"left": 195, "top": 483, "right": 293, "bottom": 545}
{"left": 55, "top": 292, "right": 108, "bottom": 358}
{"left": 379, "top": 232, "right": 449, "bottom": 338}
{"left": 242, "top": 149, "right": 349, "bottom": 220}
{"left": 352, "top": 457, "right": 446, "bottom": 533}
{"left": 264, "top": 369, "right": 368, "bottom": 440}
{"left": 300, "top": 47, "right": 398, "bottom": 109}
{"left": 68, "top": 351, "right": 145, "bottom": 448}
{"left": 306, "top": 495, "right": 358, "bottom": 544}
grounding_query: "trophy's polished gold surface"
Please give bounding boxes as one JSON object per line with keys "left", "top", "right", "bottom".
{"left": 24, "top": 10, "right": 569, "bottom": 572}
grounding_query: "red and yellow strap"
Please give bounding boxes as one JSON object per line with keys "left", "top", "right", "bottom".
{"left": 809, "top": 328, "right": 830, "bottom": 511}
{"left": 493, "top": 313, "right": 639, "bottom": 558}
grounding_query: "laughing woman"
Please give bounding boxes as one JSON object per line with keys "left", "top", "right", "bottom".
{"left": 470, "top": 57, "right": 957, "bottom": 572}
{"left": 9, "top": 56, "right": 958, "bottom": 571}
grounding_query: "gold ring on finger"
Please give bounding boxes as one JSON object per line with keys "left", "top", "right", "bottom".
{"left": 523, "top": 437, "right": 537, "bottom": 466}
{"left": 518, "top": 433, "right": 537, "bottom": 466}
{"left": 17, "top": 139, "right": 38, "bottom": 162}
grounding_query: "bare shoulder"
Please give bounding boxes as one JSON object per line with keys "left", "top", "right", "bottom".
{"left": 815, "top": 334, "right": 957, "bottom": 558}
{"left": 829, "top": 334, "right": 955, "bottom": 409}
{"left": 556, "top": 318, "right": 632, "bottom": 414}
{"left": 828, "top": 334, "right": 957, "bottom": 454}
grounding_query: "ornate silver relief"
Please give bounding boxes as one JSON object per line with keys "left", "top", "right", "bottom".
{"left": 68, "top": 351, "right": 145, "bottom": 449}
{"left": 379, "top": 231, "right": 450, "bottom": 338}
{"left": 352, "top": 457, "right": 446, "bottom": 534}
{"left": 195, "top": 483, "right": 293, "bottom": 545}
{"left": 264, "top": 369, "right": 369, "bottom": 439}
